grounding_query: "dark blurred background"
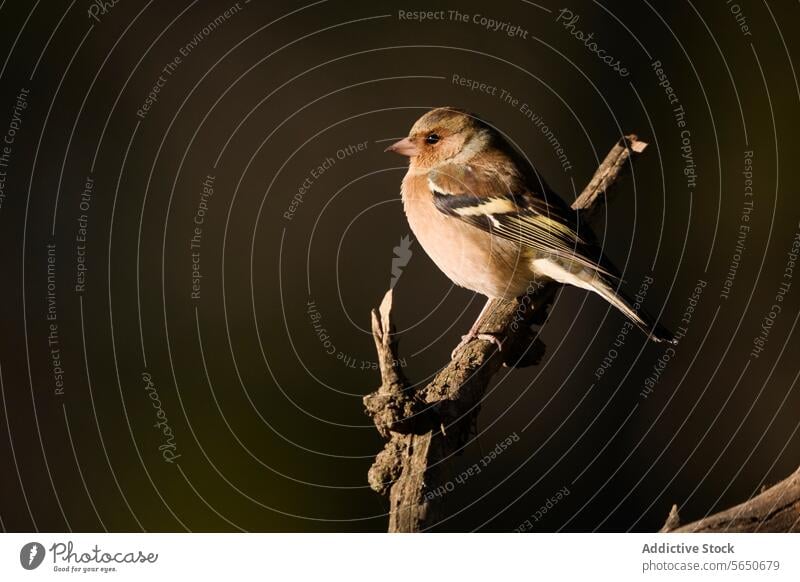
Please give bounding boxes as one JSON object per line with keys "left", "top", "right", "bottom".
{"left": 0, "top": 0, "right": 798, "bottom": 532}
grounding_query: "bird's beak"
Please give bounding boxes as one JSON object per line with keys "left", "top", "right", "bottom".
{"left": 384, "top": 137, "right": 419, "bottom": 157}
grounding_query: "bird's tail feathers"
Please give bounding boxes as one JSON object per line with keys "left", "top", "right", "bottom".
{"left": 530, "top": 258, "right": 676, "bottom": 344}
{"left": 587, "top": 277, "right": 677, "bottom": 345}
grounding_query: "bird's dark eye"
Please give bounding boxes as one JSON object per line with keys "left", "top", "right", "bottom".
{"left": 425, "top": 133, "right": 440, "bottom": 145}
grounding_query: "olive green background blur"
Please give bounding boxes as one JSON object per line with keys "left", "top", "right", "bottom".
{"left": 0, "top": 0, "right": 798, "bottom": 532}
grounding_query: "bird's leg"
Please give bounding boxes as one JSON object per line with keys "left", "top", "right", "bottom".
{"left": 450, "top": 298, "right": 504, "bottom": 358}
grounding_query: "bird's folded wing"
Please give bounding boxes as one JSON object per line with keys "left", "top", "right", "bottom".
{"left": 429, "top": 163, "right": 617, "bottom": 278}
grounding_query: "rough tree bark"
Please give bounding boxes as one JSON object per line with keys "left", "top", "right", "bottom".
{"left": 363, "top": 135, "right": 647, "bottom": 532}
{"left": 660, "top": 466, "right": 800, "bottom": 533}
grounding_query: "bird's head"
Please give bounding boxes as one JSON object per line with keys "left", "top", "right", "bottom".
{"left": 385, "top": 107, "right": 490, "bottom": 170}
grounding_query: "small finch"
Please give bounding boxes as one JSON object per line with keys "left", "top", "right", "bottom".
{"left": 386, "top": 107, "right": 674, "bottom": 354}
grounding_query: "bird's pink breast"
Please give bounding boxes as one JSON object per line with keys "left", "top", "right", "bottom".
{"left": 400, "top": 172, "right": 533, "bottom": 299}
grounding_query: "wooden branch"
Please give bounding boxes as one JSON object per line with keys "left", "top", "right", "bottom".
{"left": 364, "top": 134, "right": 647, "bottom": 532}
{"left": 367, "top": 287, "right": 555, "bottom": 529}
{"left": 571, "top": 134, "right": 647, "bottom": 212}
{"left": 660, "top": 466, "right": 800, "bottom": 533}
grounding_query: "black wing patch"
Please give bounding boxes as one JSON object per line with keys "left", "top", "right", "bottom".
{"left": 432, "top": 189, "right": 618, "bottom": 278}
